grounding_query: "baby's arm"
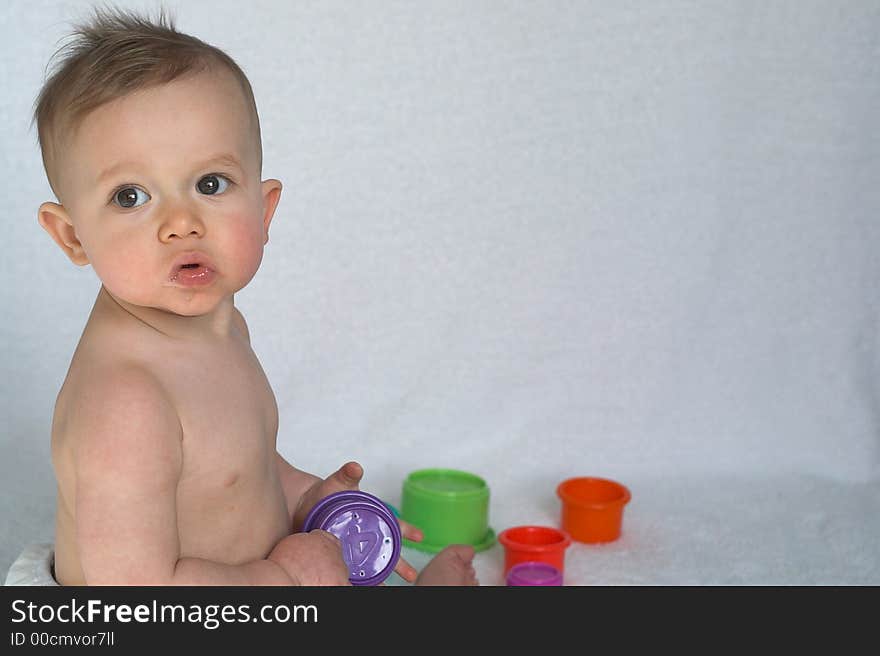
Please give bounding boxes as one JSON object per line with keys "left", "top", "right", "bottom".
{"left": 275, "top": 455, "right": 367, "bottom": 531}
{"left": 72, "top": 366, "right": 345, "bottom": 585}
{"left": 276, "top": 456, "right": 422, "bottom": 582}
{"left": 275, "top": 453, "right": 322, "bottom": 531}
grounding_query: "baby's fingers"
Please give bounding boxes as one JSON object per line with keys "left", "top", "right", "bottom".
{"left": 391, "top": 519, "right": 421, "bottom": 583}
{"left": 396, "top": 518, "right": 424, "bottom": 543}
{"left": 331, "top": 461, "right": 363, "bottom": 489}
{"left": 394, "top": 555, "right": 418, "bottom": 584}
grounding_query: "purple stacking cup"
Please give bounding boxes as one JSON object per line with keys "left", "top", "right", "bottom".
{"left": 506, "top": 562, "right": 563, "bottom": 586}
{"left": 301, "top": 490, "right": 401, "bottom": 586}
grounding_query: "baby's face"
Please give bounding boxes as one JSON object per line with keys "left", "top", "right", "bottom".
{"left": 52, "top": 70, "right": 277, "bottom": 317}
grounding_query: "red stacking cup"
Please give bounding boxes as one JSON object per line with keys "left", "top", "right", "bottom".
{"left": 497, "top": 525, "right": 571, "bottom": 579}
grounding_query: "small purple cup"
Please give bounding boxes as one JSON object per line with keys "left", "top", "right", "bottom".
{"left": 506, "top": 562, "right": 563, "bottom": 586}
{"left": 301, "top": 490, "right": 401, "bottom": 586}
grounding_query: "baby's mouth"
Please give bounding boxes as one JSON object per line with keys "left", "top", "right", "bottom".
{"left": 168, "top": 252, "right": 216, "bottom": 285}
{"left": 171, "top": 263, "right": 212, "bottom": 281}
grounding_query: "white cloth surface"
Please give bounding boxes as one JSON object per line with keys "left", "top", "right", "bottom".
{"left": 386, "top": 474, "right": 880, "bottom": 586}
{"left": 7, "top": 473, "right": 879, "bottom": 586}
{"left": 4, "top": 543, "right": 57, "bottom": 586}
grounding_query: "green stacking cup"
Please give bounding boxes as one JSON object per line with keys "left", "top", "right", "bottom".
{"left": 401, "top": 468, "right": 496, "bottom": 553}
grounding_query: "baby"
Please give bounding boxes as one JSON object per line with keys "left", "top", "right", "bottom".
{"left": 32, "top": 7, "right": 477, "bottom": 586}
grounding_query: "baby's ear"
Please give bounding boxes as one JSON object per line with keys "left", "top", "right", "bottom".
{"left": 38, "top": 202, "right": 89, "bottom": 266}
{"left": 260, "top": 179, "right": 283, "bottom": 245}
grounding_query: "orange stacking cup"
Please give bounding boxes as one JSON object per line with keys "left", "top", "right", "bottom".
{"left": 556, "top": 477, "right": 631, "bottom": 543}
{"left": 497, "top": 525, "right": 571, "bottom": 577}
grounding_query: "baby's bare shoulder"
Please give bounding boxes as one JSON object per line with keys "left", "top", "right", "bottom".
{"left": 59, "top": 358, "right": 182, "bottom": 458}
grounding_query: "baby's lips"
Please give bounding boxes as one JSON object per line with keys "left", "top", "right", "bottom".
{"left": 168, "top": 250, "right": 216, "bottom": 279}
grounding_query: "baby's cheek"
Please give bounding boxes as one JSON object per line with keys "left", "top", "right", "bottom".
{"left": 92, "top": 242, "right": 153, "bottom": 300}
{"left": 227, "top": 220, "right": 266, "bottom": 283}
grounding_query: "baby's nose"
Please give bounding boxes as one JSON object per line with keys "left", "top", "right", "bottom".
{"left": 159, "top": 205, "right": 205, "bottom": 241}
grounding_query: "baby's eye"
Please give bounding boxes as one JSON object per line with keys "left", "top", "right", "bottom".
{"left": 196, "top": 174, "right": 230, "bottom": 195}
{"left": 113, "top": 187, "right": 150, "bottom": 209}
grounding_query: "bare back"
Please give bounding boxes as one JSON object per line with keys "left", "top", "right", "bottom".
{"left": 51, "top": 289, "right": 290, "bottom": 585}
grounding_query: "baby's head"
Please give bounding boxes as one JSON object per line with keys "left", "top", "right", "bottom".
{"left": 35, "top": 7, "right": 264, "bottom": 201}
{"left": 34, "top": 7, "right": 282, "bottom": 317}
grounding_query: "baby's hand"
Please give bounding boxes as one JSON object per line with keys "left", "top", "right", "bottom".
{"left": 267, "top": 530, "right": 352, "bottom": 586}
{"left": 293, "top": 461, "right": 421, "bottom": 584}
{"left": 292, "top": 461, "right": 364, "bottom": 531}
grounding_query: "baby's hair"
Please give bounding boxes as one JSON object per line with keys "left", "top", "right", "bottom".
{"left": 33, "top": 4, "right": 262, "bottom": 198}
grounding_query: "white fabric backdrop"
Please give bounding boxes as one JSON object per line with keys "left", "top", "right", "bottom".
{"left": 2, "top": 0, "right": 878, "bottom": 585}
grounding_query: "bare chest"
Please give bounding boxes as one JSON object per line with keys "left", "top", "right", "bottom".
{"left": 155, "top": 341, "right": 287, "bottom": 558}
{"left": 163, "top": 342, "right": 279, "bottom": 490}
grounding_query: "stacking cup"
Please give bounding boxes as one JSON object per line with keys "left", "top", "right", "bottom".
{"left": 506, "top": 562, "right": 563, "bottom": 586}
{"left": 556, "top": 477, "right": 631, "bottom": 543}
{"left": 401, "top": 468, "right": 495, "bottom": 553}
{"left": 301, "top": 490, "right": 401, "bottom": 585}
{"left": 497, "top": 525, "right": 571, "bottom": 577}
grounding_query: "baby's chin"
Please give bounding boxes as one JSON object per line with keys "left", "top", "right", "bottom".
{"left": 104, "top": 286, "right": 234, "bottom": 319}
{"left": 157, "top": 293, "right": 236, "bottom": 318}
